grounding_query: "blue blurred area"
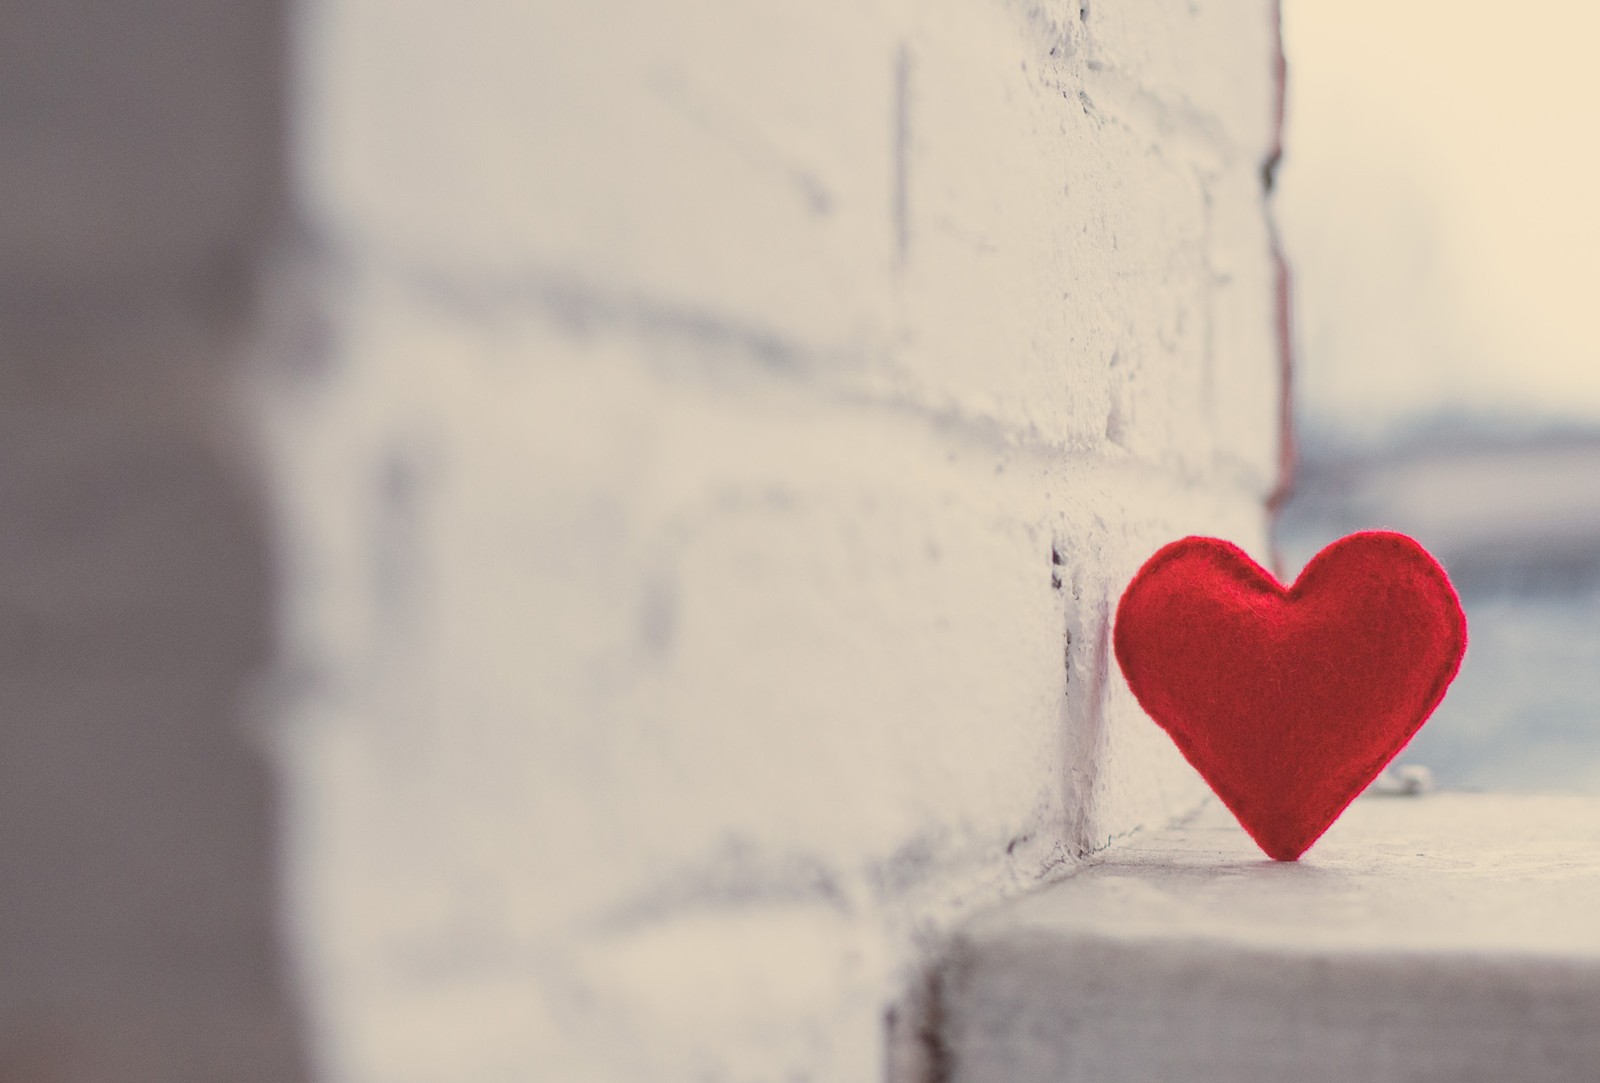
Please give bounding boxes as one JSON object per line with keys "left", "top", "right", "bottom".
{"left": 1275, "top": 417, "right": 1600, "bottom": 793}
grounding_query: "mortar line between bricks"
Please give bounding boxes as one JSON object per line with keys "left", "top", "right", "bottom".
{"left": 293, "top": 236, "right": 1279, "bottom": 500}
{"left": 1073, "top": 67, "right": 1251, "bottom": 171}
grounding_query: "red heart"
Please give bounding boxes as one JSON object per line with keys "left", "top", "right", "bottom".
{"left": 1112, "top": 531, "right": 1467, "bottom": 861}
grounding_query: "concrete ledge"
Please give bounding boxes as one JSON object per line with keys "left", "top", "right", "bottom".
{"left": 939, "top": 793, "right": 1600, "bottom": 1083}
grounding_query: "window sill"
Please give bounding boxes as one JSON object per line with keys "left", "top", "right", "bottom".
{"left": 938, "top": 792, "right": 1600, "bottom": 1083}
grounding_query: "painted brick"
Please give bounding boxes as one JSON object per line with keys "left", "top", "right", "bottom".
{"left": 260, "top": 283, "right": 1271, "bottom": 1082}
{"left": 262, "top": 1, "right": 1289, "bottom": 1079}
{"left": 1084, "top": 0, "right": 1280, "bottom": 158}
{"left": 296, "top": 0, "right": 1280, "bottom": 482}
{"left": 1208, "top": 165, "right": 1285, "bottom": 490}
{"left": 296, "top": 0, "right": 901, "bottom": 351}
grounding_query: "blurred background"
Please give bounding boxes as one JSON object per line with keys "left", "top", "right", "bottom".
{"left": 1276, "top": 0, "right": 1600, "bottom": 791}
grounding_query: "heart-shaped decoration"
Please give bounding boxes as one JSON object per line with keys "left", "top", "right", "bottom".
{"left": 1113, "top": 531, "right": 1467, "bottom": 861}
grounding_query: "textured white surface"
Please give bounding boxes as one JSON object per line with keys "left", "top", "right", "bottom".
{"left": 261, "top": 2, "right": 1286, "bottom": 1080}
{"left": 944, "top": 793, "right": 1600, "bottom": 1083}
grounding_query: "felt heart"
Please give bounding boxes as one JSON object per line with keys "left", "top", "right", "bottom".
{"left": 1113, "top": 531, "right": 1466, "bottom": 861}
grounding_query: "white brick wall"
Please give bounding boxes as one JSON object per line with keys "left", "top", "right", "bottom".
{"left": 257, "top": 2, "right": 1286, "bottom": 1080}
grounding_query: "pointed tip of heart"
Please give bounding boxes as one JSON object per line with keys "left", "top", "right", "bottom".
{"left": 1261, "top": 841, "right": 1310, "bottom": 862}
{"left": 1236, "top": 813, "right": 1320, "bottom": 861}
